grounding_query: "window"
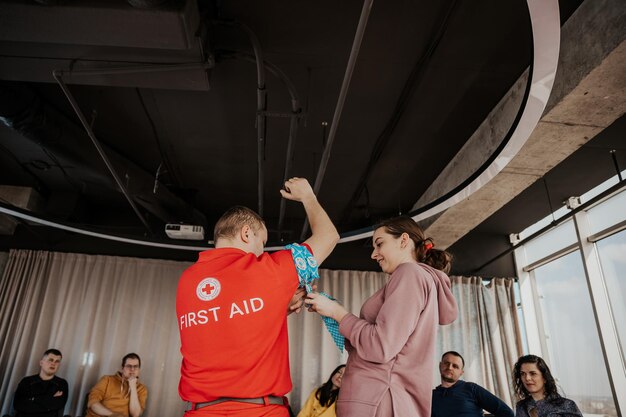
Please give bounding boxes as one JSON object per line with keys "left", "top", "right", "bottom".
{"left": 533, "top": 252, "right": 617, "bottom": 416}
{"left": 515, "top": 172, "right": 625, "bottom": 417}
{"left": 523, "top": 220, "right": 577, "bottom": 265}
{"left": 587, "top": 190, "right": 626, "bottom": 235}
{"left": 596, "top": 229, "right": 626, "bottom": 364}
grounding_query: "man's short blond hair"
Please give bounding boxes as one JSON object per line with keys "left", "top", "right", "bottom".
{"left": 214, "top": 206, "right": 265, "bottom": 242}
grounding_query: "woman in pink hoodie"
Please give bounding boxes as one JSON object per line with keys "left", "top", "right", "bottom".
{"left": 306, "top": 216, "right": 458, "bottom": 417}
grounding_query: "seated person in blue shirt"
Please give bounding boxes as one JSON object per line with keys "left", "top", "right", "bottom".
{"left": 431, "top": 351, "right": 514, "bottom": 417}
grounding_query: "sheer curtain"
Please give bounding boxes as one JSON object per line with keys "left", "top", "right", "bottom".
{"left": 0, "top": 250, "right": 190, "bottom": 416}
{"left": 288, "top": 269, "right": 388, "bottom": 409}
{"left": 0, "top": 252, "right": 7, "bottom": 278}
{"left": 288, "top": 273, "right": 521, "bottom": 411}
{"left": 0, "top": 250, "right": 520, "bottom": 415}
{"left": 436, "top": 276, "right": 522, "bottom": 407}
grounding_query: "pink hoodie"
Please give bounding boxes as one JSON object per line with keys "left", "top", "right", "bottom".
{"left": 337, "top": 262, "right": 458, "bottom": 417}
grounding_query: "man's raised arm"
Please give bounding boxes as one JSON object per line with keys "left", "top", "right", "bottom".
{"left": 280, "top": 177, "right": 339, "bottom": 265}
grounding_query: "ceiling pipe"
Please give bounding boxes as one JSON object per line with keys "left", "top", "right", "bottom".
{"left": 0, "top": 200, "right": 210, "bottom": 252}
{"left": 338, "top": 0, "right": 458, "bottom": 227}
{"left": 215, "top": 20, "right": 268, "bottom": 217}
{"left": 252, "top": 58, "right": 302, "bottom": 238}
{"left": 54, "top": 61, "right": 214, "bottom": 77}
{"left": 299, "top": 0, "right": 374, "bottom": 240}
{"left": 126, "top": 0, "right": 170, "bottom": 8}
{"left": 0, "top": 81, "right": 207, "bottom": 233}
{"left": 334, "top": 0, "right": 561, "bottom": 245}
{"left": 53, "top": 70, "right": 155, "bottom": 236}
{"left": 278, "top": 104, "right": 301, "bottom": 238}
{"left": 218, "top": 50, "right": 304, "bottom": 239}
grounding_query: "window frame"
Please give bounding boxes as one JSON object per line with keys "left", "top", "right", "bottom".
{"left": 513, "top": 183, "right": 626, "bottom": 415}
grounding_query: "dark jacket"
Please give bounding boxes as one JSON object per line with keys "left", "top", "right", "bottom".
{"left": 515, "top": 394, "right": 583, "bottom": 417}
{"left": 13, "top": 374, "right": 68, "bottom": 417}
{"left": 432, "top": 380, "right": 514, "bottom": 417}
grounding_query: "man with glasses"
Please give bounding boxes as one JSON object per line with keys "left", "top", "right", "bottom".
{"left": 86, "top": 353, "right": 148, "bottom": 417}
{"left": 13, "top": 348, "right": 68, "bottom": 417}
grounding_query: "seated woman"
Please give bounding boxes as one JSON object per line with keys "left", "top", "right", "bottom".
{"left": 512, "top": 355, "right": 583, "bottom": 417}
{"left": 297, "top": 365, "right": 345, "bottom": 417}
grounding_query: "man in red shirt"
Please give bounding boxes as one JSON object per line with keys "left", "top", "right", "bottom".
{"left": 177, "top": 177, "right": 339, "bottom": 417}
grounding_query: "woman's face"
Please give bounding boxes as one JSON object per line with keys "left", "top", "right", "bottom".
{"left": 520, "top": 363, "right": 546, "bottom": 399}
{"left": 331, "top": 366, "right": 345, "bottom": 389}
{"left": 371, "top": 228, "right": 408, "bottom": 274}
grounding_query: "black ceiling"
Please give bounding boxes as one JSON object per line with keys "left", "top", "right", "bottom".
{"left": 1, "top": 0, "right": 600, "bottom": 276}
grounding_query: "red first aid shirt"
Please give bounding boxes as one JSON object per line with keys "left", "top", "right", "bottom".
{"left": 176, "top": 247, "right": 302, "bottom": 402}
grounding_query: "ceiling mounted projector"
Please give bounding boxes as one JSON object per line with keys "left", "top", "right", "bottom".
{"left": 165, "top": 224, "right": 205, "bottom": 240}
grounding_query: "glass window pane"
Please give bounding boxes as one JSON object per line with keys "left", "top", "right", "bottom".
{"left": 533, "top": 252, "right": 617, "bottom": 417}
{"left": 596, "top": 229, "right": 626, "bottom": 364}
{"left": 524, "top": 220, "right": 577, "bottom": 265}
{"left": 587, "top": 190, "right": 626, "bottom": 235}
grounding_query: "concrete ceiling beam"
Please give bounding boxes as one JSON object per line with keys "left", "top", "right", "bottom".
{"left": 416, "top": 0, "right": 626, "bottom": 249}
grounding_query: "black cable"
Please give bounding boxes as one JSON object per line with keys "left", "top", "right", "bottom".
{"left": 610, "top": 149, "right": 622, "bottom": 181}
{"left": 135, "top": 88, "right": 179, "bottom": 187}
{"left": 542, "top": 177, "right": 556, "bottom": 223}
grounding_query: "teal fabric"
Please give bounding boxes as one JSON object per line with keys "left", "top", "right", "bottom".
{"left": 286, "top": 243, "right": 344, "bottom": 352}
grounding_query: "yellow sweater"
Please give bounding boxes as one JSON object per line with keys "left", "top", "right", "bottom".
{"left": 86, "top": 372, "right": 148, "bottom": 417}
{"left": 297, "top": 389, "right": 337, "bottom": 417}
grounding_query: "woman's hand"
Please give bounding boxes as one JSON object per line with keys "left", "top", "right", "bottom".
{"left": 306, "top": 292, "right": 349, "bottom": 322}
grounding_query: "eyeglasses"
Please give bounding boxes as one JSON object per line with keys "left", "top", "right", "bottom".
{"left": 124, "top": 365, "right": 140, "bottom": 370}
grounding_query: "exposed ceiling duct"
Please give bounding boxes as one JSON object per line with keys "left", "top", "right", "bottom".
{"left": 0, "top": 185, "right": 43, "bottom": 235}
{"left": 0, "top": 0, "right": 211, "bottom": 91}
{"left": 1, "top": 0, "right": 620, "bottom": 276}
{"left": 0, "top": 81, "right": 207, "bottom": 231}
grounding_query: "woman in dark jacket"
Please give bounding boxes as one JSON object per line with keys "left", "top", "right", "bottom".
{"left": 513, "top": 355, "right": 583, "bottom": 417}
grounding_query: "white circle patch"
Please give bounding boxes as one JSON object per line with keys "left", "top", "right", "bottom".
{"left": 196, "top": 277, "right": 221, "bottom": 301}
{"left": 295, "top": 258, "right": 307, "bottom": 270}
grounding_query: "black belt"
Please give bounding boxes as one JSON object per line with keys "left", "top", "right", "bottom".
{"left": 186, "top": 395, "right": 287, "bottom": 411}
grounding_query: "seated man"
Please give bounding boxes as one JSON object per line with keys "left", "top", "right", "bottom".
{"left": 13, "top": 348, "right": 68, "bottom": 417}
{"left": 432, "top": 351, "right": 514, "bottom": 417}
{"left": 86, "top": 353, "right": 148, "bottom": 417}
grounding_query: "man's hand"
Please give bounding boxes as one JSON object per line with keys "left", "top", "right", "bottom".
{"left": 53, "top": 391, "right": 63, "bottom": 397}
{"left": 287, "top": 288, "right": 307, "bottom": 315}
{"left": 280, "top": 177, "right": 315, "bottom": 203}
{"left": 128, "top": 377, "right": 138, "bottom": 390}
{"left": 127, "top": 376, "right": 143, "bottom": 417}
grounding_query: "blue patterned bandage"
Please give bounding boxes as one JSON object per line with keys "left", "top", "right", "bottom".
{"left": 286, "top": 243, "right": 345, "bottom": 352}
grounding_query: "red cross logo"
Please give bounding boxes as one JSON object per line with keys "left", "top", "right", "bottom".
{"left": 202, "top": 282, "right": 215, "bottom": 295}
{"left": 196, "top": 278, "right": 221, "bottom": 301}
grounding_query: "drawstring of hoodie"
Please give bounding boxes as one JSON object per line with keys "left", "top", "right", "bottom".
{"left": 116, "top": 372, "right": 131, "bottom": 399}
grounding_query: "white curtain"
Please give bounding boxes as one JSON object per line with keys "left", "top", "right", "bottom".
{"left": 0, "top": 252, "right": 8, "bottom": 276}
{"left": 436, "top": 276, "right": 521, "bottom": 408}
{"left": 288, "top": 273, "right": 521, "bottom": 412}
{"left": 0, "top": 250, "right": 520, "bottom": 416}
{"left": 288, "top": 269, "right": 388, "bottom": 410}
{"left": 0, "top": 250, "right": 190, "bottom": 416}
